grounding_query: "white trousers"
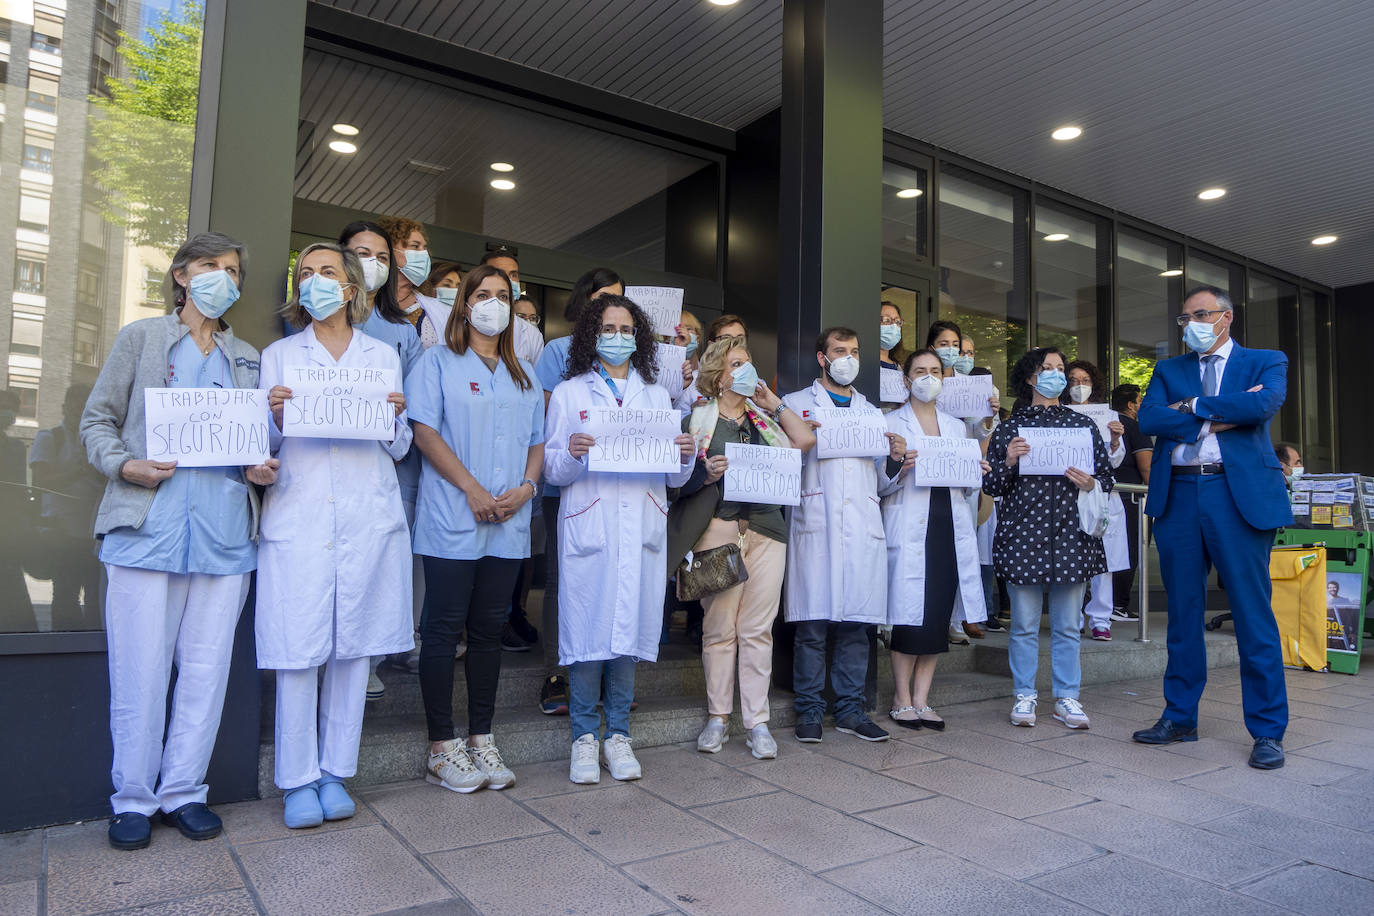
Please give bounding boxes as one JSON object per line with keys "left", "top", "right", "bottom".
{"left": 105, "top": 564, "right": 249, "bottom": 816}
{"left": 1083, "top": 571, "right": 1114, "bottom": 630}
{"left": 273, "top": 656, "right": 370, "bottom": 791}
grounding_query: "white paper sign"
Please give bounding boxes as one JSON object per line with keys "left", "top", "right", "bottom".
{"left": 624, "top": 286, "right": 684, "bottom": 337}
{"left": 585, "top": 406, "right": 682, "bottom": 473}
{"left": 1066, "top": 404, "right": 1117, "bottom": 445}
{"left": 880, "top": 367, "right": 907, "bottom": 404}
{"left": 144, "top": 388, "right": 271, "bottom": 467}
{"left": 911, "top": 436, "right": 984, "bottom": 489}
{"left": 723, "top": 442, "right": 801, "bottom": 506}
{"left": 281, "top": 366, "right": 397, "bottom": 441}
{"left": 936, "top": 375, "right": 995, "bottom": 419}
{"left": 1019, "top": 426, "right": 1094, "bottom": 477}
{"left": 655, "top": 342, "right": 688, "bottom": 402}
{"left": 813, "top": 406, "right": 890, "bottom": 459}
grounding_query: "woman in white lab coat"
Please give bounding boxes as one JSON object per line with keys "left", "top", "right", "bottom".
{"left": 258, "top": 242, "right": 414, "bottom": 829}
{"left": 544, "top": 295, "right": 695, "bottom": 785}
{"left": 879, "top": 349, "right": 989, "bottom": 729}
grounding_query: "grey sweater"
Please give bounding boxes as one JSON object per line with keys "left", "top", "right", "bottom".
{"left": 80, "top": 313, "right": 262, "bottom": 537}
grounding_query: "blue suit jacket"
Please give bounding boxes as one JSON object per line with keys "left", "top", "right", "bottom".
{"left": 1137, "top": 343, "right": 1292, "bottom": 531}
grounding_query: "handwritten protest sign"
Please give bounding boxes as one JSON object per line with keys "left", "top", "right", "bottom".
{"left": 145, "top": 388, "right": 271, "bottom": 467}
{"left": 813, "top": 406, "right": 889, "bottom": 459}
{"left": 936, "top": 375, "right": 995, "bottom": 419}
{"left": 880, "top": 367, "right": 907, "bottom": 404}
{"left": 281, "top": 366, "right": 397, "bottom": 441}
{"left": 655, "top": 342, "right": 687, "bottom": 401}
{"left": 586, "top": 406, "right": 682, "bottom": 473}
{"left": 910, "top": 436, "right": 984, "bottom": 489}
{"left": 1067, "top": 404, "right": 1117, "bottom": 445}
{"left": 624, "top": 286, "right": 684, "bottom": 338}
{"left": 723, "top": 442, "right": 801, "bottom": 506}
{"left": 1019, "top": 426, "right": 1094, "bottom": 476}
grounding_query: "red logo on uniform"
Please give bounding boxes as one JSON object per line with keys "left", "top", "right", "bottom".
{"left": 579, "top": 410, "right": 589, "bottom": 422}
{"left": 801, "top": 409, "right": 812, "bottom": 418}
{"left": 470, "top": 382, "right": 481, "bottom": 394}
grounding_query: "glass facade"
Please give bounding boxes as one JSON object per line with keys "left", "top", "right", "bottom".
{"left": 1115, "top": 228, "right": 1182, "bottom": 388}
{"left": 1033, "top": 202, "right": 1108, "bottom": 371}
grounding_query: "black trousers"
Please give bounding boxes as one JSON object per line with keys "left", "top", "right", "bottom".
{"left": 419, "top": 556, "right": 522, "bottom": 741}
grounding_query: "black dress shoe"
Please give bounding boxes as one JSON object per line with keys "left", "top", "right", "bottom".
{"left": 1249, "top": 737, "right": 1285, "bottom": 770}
{"left": 1132, "top": 718, "right": 1198, "bottom": 745}
{"left": 108, "top": 812, "right": 151, "bottom": 850}
{"left": 160, "top": 802, "right": 222, "bottom": 840}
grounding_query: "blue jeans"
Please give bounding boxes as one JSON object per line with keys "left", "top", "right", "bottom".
{"left": 1007, "top": 582, "right": 1087, "bottom": 699}
{"left": 793, "top": 621, "right": 869, "bottom": 725}
{"left": 568, "top": 656, "right": 635, "bottom": 741}
{"left": 981, "top": 565, "right": 999, "bottom": 620}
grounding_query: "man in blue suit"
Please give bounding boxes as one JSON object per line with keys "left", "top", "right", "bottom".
{"left": 1133, "top": 285, "right": 1292, "bottom": 769}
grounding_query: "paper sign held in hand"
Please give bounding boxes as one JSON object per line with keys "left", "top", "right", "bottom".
{"left": 813, "top": 406, "right": 890, "bottom": 459}
{"left": 655, "top": 342, "right": 688, "bottom": 401}
{"left": 936, "top": 375, "right": 995, "bottom": 419}
{"left": 1019, "top": 426, "right": 1094, "bottom": 477}
{"left": 585, "top": 406, "right": 682, "bottom": 474}
{"left": 145, "top": 388, "right": 271, "bottom": 467}
{"left": 910, "top": 436, "right": 984, "bottom": 489}
{"left": 281, "top": 365, "right": 397, "bottom": 441}
{"left": 880, "top": 367, "right": 908, "bottom": 404}
{"left": 723, "top": 442, "right": 801, "bottom": 506}
{"left": 1066, "top": 404, "right": 1118, "bottom": 445}
{"left": 624, "top": 286, "right": 685, "bottom": 338}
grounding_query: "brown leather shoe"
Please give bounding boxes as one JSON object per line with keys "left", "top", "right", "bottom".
{"left": 962, "top": 622, "right": 986, "bottom": 639}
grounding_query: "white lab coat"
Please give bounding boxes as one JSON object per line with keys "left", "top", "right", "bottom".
{"left": 877, "top": 404, "right": 986, "bottom": 627}
{"left": 1103, "top": 435, "right": 1130, "bottom": 572}
{"left": 255, "top": 325, "right": 415, "bottom": 669}
{"left": 781, "top": 380, "right": 892, "bottom": 624}
{"left": 544, "top": 369, "right": 695, "bottom": 665}
{"left": 424, "top": 296, "right": 543, "bottom": 364}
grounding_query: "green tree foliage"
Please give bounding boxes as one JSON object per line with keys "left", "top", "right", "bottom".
{"left": 88, "top": 3, "right": 203, "bottom": 254}
{"left": 1116, "top": 353, "right": 1157, "bottom": 389}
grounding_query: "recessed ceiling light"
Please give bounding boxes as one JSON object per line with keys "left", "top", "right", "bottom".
{"left": 328, "top": 140, "right": 357, "bottom": 154}
{"left": 1159, "top": 269, "right": 1184, "bottom": 277}
{"left": 1311, "top": 235, "right": 1338, "bottom": 246}
{"left": 490, "top": 162, "right": 515, "bottom": 172}
{"left": 895, "top": 188, "right": 923, "bottom": 199}
{"left": 1043, "top": 233, "right": 1069, "bottom": 242}
{"left": 331, "top": 123, "right": 359, "bottom": 136}
{"left": 1197, "top": 187, "right": 1227, "bottom": 200}
{"left": 708, "top": 0, "right": 740, "bottom": 6}
{"left": 1051, "top": 126, "right": 1082, "bottom": 141}
{"left": 490, "top": 178, "right": 516, "bottom": 191}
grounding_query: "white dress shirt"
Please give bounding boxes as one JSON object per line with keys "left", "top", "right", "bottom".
{"left": 1171, "top": 337, "right": 1233, "bottom": 466}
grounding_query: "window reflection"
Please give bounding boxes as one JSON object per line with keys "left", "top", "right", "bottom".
{"left": 1247, "top": 273, "right": 1300, "bottom": 444}
{"left": 1034, "top": 203, "right": 1106, "bottom": 367}
{"left": 882, "top": 162, "right": 928, "bottom": 261}
{"left": 1116, "top": 230, "right": 1182, "bottom": 388}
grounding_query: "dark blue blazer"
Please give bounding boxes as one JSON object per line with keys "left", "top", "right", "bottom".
{"left": 1137, "top": 343, "right": 1292, "bottom": 531}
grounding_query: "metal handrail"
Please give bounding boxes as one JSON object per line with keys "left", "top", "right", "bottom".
{"left": 1114, "top": 482, "right": 1151, "bottom": 643}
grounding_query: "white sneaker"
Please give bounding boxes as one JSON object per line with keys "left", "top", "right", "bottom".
{"left": 746, "top": 724, "right": 778, "bottom": 759}
{"left": 696, "top": 717, "right": 729, "bottom": 753}
{"left": 948, "top": 625, "right": 970, "bottom": 646}
{"left": 570, "top": 733, "right": 600, "bottom": 784}
{"left": 455, "top": 639, "right": 467, "bottom": 660}
{"left": 1011, "top": 694, "right": 1038, "bottom": 727}
{"left": 366, "top": 670, "right": 385, "bottom": 700}
{"left": 601, "top": 734, "right": 642, "bottom": 781}
{"left": 425, "top": 739, "right": 488, "bottom": 793}
{"left": 1054, "top": 697, "right": 1091, "bottom": 730}
{"left": 467, "top": 734, "right": 516, "bottom": 789}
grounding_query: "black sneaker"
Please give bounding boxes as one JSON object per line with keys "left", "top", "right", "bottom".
{"left": 501, "top": 622, "right": 533, "bottom": 652}
{"left": 108, "top": 812, "right": 151, "bottom": 850}
{"left": 982, "top": 616, "right": 1005, "bottom": 631}
{"left": 508, "top": 605, "right": 539, "bottom": 644}
{"left": 794, "top": 720, "right": 823, "bottom": 743}
{"left": 539, "top": 675, "right": 569, "bottom": 715}
{"left": 836, "top": 718, "right": 890, "bottom": 742}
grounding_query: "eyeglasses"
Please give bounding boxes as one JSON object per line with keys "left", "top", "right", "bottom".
{"left": 880, "top": 317, "right": 904, "bottom": 327}
{"left": 1175, "top": 308, "right": 1228, "bottom": 327}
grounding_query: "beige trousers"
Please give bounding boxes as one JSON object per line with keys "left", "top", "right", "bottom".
{"left": 696, "top": 518, "right": 787, "bottom": 728}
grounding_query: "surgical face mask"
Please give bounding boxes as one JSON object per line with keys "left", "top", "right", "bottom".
{"left": 510, "top": 280, "right": 522, "bottom": 299}
{"left": 879, "top": 324, "right": 903, "bottom": 351}
{"left": 468, "top": 297, "right": 510, "bottom": 337}
{"left": 1033, "top": 368, "right": 1067, "bottom": 399}
{"left": 187, "top": 268, "right": 240, "bottom": 319}
{"left": 359, "top": 256, "right": 388, "bottom": 293}
{"left": 597, "top": 331, "right": 637, "bottom": 367}
{"left": 952, "top": 354, "right": 975, "bottom": 376}
{"left": 435, "top": 287, "right": 458, "bottom": 306}
{"left": 1289, "top": 466, "right": 1304, "bottom": 479}
{"left": 1068, "top": 384, "right": 1092, "bottom": 404}
{"left": 910, "top": 374, "right": 942, "bottom": 403}
{"left": 825, "top": 354, "right": 860, "bottom": 387}
{"left": 1183, "top": 319, "right": 1219, "bottom": 354}
{"left": 684, "top": 332, "right": 698, "bottom": 357}
{"left": 728, "top": 361, "right": 760, "bottom": 397}
{"left": 398, "top": 248, "right": 431, "bottom": 286}
{"left": 934, "top": 346, "right": 959, "bottom": 368}
{"left": 299, "top": 273, "right": 348, "bottom": 322}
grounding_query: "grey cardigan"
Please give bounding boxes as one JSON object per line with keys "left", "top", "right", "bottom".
{"left": 80, "top": 313, "right": 263, "bottom": 537}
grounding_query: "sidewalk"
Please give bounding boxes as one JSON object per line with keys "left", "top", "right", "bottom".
{"left": 4, "top": 665, "right": 1373, "bottom": 916}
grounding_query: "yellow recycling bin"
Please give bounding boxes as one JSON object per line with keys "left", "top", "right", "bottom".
{"left": 1269, "top": 545, "right": 1329, "bottom": 671}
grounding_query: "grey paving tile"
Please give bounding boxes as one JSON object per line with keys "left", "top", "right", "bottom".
{"left": 826, "top": 845, "right": 1092, "bottom": 914}
{"left": 1033, "top": 732, "right": 1225, "bottom": 780}
{"left": 0, "top": 880, "right": 36, "bottom": 916}
{"left": 235, "top": 823, "right": 450, "bottom": 916}
{"left": 1163, "top": 738, "right": 1361, "bottom": 786}
{"left": 526, "top": 784, "right": 730, "bottom": 865}
{"left": 1330, "top": 768, "right": 1374, "bottom": 797}
{"left": 813, "top": 730, "right": 949, "bottom": 770}
{"left": 362, "top": 780, "right": 552, "bottom": 854}
{"left": 1200, "top": 807, "right": 1374, "bottom": 881}
{"left": 220, "top": 794, "right": 379, "bottom": 845}
{"left": 901, "top": 729, "right": 1083, "bottom": 775}
{"left": 1276, "top": 686, "right": 1368, "bottom": 709}
{"left": 1235, "top": 863, "right": 1374, "bottom": 915}
{"left": 1181, "top": 766, "right": 1374, "bottom": 833}
{"left": 860, "top": 795, "right": 1102, "bottom": 879}
{"left": 624, "top": 838, "right": 883, "bottom": 915}
{"left": 1291, "top": 739, "right": 1374, "bottom": 770}
{"left": 693, "top": 791, "right": 914, "bottom": 871}
{"left": 1028, "top": 852, "right": 1291, "bottom": 915}
{"left": 1285, "top": 701, "right": 1374, "bottom": 729}
{"left": 885, "top": 758, "right": 1092, "bottom": 819}
{"left": 427, "top": 833, "right": 664, "bottom": 916}
{"left": 1035, "top": 762, "right": 1247, "bottom": 825}
{"left": 500, "top": 758, "right": 635, "bottom": 801}
{"left": 1028, "top": 801, "right": 1297, "bottom": 886}
{"left": 0, "top": 830, "right": 41, "bottom": 885}
{"left": 101, "top": 889, "right": 261, "bottom": 915}
{"left": 743, "top": 750, "right": 931, "bottom": 813}
{"left": 375, "top": 902, "right": 478, "bottom": 916}
{"left": 711, "top": 735, "right": 817, "bottom": 768}
{"left": 631, "top": 744, "right": 777, "bottom": 807}
{"left": 44, "top": 821, "right": 242, "bottom": 916}
{"left": 1277, "top": 716, "right": 1374, "bottom": 747}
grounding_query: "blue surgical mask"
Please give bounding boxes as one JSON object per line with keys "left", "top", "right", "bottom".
{"left": 435, "top": 287, "right": 458, "bottom": 306}
{"left": 934, "top": 346, "right": 960, "bottom": 368}
{"left": 684, "top": 333, "right": 698, "bottom": 357}
{"left": 399, "top": 248, "right": 431, "bottom": 286}
{"left": 187, "top": 269, "right": 240, "bottom": 319}
{"left": 596, "top": 331, "right": 637, "bottom": 367}
{"left": 1183, "top": 320, "right": 1219, "bottom": 354}
{"left": 510, "top": 280, "right": 522, "bottom": 299}
{"left": 1033, "top": 368, "right": 1067, "bottom": 399}
{"left": 879, "top": 325, "right": 903, "bottom": 351}
{"left": 299, "top": 273, "right": 347, "bottom": 322}
{"left": 728, "top": 361, "right": 760, "bottom": 397}
{"left": 952, "top": 354, "right": 975, "bottom": 376}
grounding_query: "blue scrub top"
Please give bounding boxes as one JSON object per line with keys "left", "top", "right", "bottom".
{"left": 533, "top": 335, "right": 573, "bottom": 497}
{"left": 99, "top": 334, "right": 256, "bottom": 575}
{"left": 405, "top": 346, "right": 544, "bottom": 560}
{"left": 360, "top": 309, "right": 423, "bottom": 504}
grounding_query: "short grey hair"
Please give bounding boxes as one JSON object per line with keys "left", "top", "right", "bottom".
{"left": 1184, "top": 284, "right": 1233, "bottom": 313}
{"left": 168, "top": 231, "right": 248, "bottom": 310}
